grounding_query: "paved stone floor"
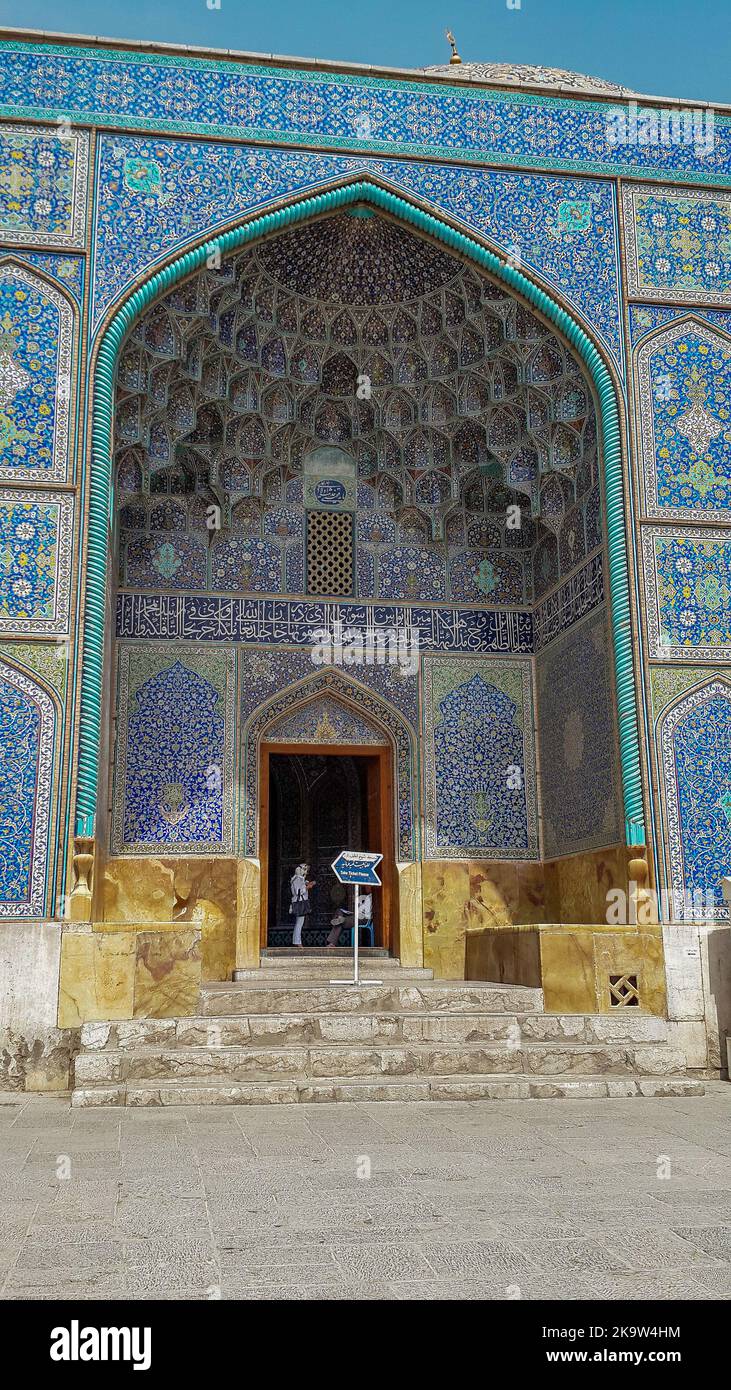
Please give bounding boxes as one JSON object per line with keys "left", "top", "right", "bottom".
{"left": 0, "top": 1089, "right": 730, "bottom": 1301}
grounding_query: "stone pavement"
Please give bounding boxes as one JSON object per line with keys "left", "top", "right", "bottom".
{"left": 0, "top": 1088, "right": 730, "bottom": 1301}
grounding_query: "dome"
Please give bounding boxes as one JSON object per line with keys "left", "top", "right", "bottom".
{"left": 421, "top": 61, "right": 631, "bottom": 95}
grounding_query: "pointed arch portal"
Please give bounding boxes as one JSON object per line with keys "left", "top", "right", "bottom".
{"left": 81, "top": 177, "right": 644, "bottom": 855}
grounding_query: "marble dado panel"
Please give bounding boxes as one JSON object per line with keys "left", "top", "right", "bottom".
{"left": 633, "top": 318, "right": 731, "bottom": 520}
{"left": 622, "top": 184, "right": 731, "bottom": 305}
{"left": 537, "top": 606, "right": 623, "bottom": 859}
{"left": 422, "top": 656, "right": 538, "bottom": 861}
{"left": 59, "top": 926, "right": 201, "bottom": 1026}
{"left": 3, "top": 39, "right": 730, "bottom": 183}
{"left": 466, "top": 924, "right": 666, "bottom": 1017}
{"left": 0, "top": 259, "right": 75, "bottom": 484}
{"left": 0, "top": 489, "right": 74, "bottom": 636}
{"left": 421, "top": 849, "right": 630, "bottom": 981}
{"left": 0, "top": 121, "right": 89, "bottom": 248}
{"left": 91, "top": 135, "right": 623, "bottom": 367}
{"left": 111, "top": 646, "right": 236, "bottom": 856}
{"left": 102, "top": 856, "right": 237, "bottom": 983}
{"left": 641, "top": 525, "right": 731, "bottom": 660}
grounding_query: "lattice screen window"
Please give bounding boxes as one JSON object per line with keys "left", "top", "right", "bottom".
{"left": 307, "top": 510, "right": 354, "bottom": 596}
{"left": 609, "top": 974, "right": 640, "bottom": 1007}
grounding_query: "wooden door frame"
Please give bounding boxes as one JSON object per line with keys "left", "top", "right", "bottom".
{"left": 260, "top": 741, "right": 395, "bottom": 950}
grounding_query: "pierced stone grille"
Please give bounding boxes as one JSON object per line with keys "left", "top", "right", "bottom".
{"left": 306, "top": 510, "right": 353, "bottom": 596}
{"left": 609, "top": 973, "right": 640, "bottom": 1007}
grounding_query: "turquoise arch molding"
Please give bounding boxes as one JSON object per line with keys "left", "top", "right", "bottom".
{"left": 82, "top": 177, "right": 645, "bottom": 846}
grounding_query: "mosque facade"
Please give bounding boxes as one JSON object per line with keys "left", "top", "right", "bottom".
{"left": 0, "top": 29, "right": 729, "bottom": 1093}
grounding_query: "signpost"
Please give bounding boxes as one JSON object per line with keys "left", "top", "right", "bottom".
{"left": 330, "top": 850, "right": 383, "bottom": 986}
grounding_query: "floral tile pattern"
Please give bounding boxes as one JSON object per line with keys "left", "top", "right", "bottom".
{"left": 658, "top": 678, "right": 731, "bottom": 921}
{"left": 642, "top": 526, "right": 731, "bottom": 660}
{"left": 0, "top": 121, "right": 88, "bottom": 247}
{"left": 623, "top": 185, "right": 731, "bottom": 304}
{"left": 0, "top": 489, "right": 74, "bottom": 635}
{"left": 111, "top": 647, "right": 236, "bottom": 855}
{"left": 264, "top": 692, "right": 388, "bottom": 746}
{"left": 91, "top": 135, "right": 623, "bottom": 365}
{"left": 423, "top": 656, "right": 537, "bottom": 859}
{"left": 536, "top": 606, "right": 622, "bottom": 858}
{"left": 2, "top": 38, "right": 729, "bottom": 184}
{"left": 629, "top": 303, "right": 731, "bottom": 346}
{"left": 0, "top": 261, "right": 74, "bottom": 482}
{"left": 634, "top": 318, "right": 731, "bottom": 519}
{"left": 0, "top": 659, "right": 55, "bottom": 917}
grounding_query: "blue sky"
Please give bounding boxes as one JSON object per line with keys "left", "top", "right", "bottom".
{"left": 0, "top": 0, "right": 727, "bottom": 104}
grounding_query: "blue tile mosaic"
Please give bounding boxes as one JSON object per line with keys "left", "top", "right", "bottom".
{"left": 0, "top": 659, "right": 54, "bottom": 917}
{"left": 623, "top": 185, "right": 731, "bottom": 305}
{"left": 642, "top": 527, "right": 731, "bottom": 660}
{"left": 0, "top": 120, "right": 88, "bottom": 247}
{"left": 3, "top": 39, "right": 730, "bottom": 183}
{"left": 634, "top": 319, "right": 731, "bottom": 519}
{"left": 536, "top": 606, "right": 622, "bottom": 858}
{"left": 0, "top": 261, "right": 74, "bottom": 483}
{"left": 92, "top": 136, "right": 624, "bottom": 366}
{"left": 659, "top": 678, "right": 731, "bottom": 921}
{"left": 0, "top": 489, "right": 74, "bottom": 635}
{"left": 112, "top": 648, "right": 235, "bottom": 854}
{"left": 423, "top": 655, "right": 538, "bottom": 859}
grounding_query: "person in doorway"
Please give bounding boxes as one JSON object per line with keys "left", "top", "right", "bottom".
{"left": 326, "top": 889, "right": 372, "bottom": 948}
{"left": 289, "top": 862, "right": 315, "bottom": 948}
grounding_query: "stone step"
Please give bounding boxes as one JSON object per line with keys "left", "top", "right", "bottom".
{"left": 200, "top": 982, "right": 545, "bottom": 1015}
{"left": 80, "top": 1010, "right": 671, "bottom": 1052}
{"left": 73, "top": 1040, "right": 689, "bottom": 1087}
{"left": 71, "top": 1073, "right": 706, "bottom": 1108}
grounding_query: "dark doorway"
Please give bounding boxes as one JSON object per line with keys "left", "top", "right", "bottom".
{"left": 265, "top": 751, "right": 385, "bottom": 948}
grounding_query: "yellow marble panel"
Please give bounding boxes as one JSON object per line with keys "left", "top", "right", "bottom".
{"left": 593, "top": 932, "right": 666, "bottom": 1016}
{"left": 590, "top": 846, "right": 628, "bottom": 923}
{"left": 102, "top": 858, "right": 175, "bottom": 924}
{"left": 514, "top": 861, "right": 546, "bottom": 924}
{"left": 194, "top": 900, "right": 236, "bottom": 982}
{"left": 543, "top": 861, "right": 561, "bottom": 923}
{"left": 396, "top": 861, "right": 424, "bottom": 968}
{"left": 133, "top": 930, "right": 201, "bottom": 1018}
{"left": 467, "top": 862, "right": 517, "bottom": 927}
{"left": 466, "top": 926, "right": 541, "bottom": 987}
{"left": 236, "top": 859, "right": 261, "bottom": 971}
{"left": 422, "top": 861, "right": 469, "bottom": 979}
{"left": 539, "top": 929, "right": 597, "bottom": 1013}
{"left": 58, "top": 930, "right": 136, "bottom": 1027}
{"left": 554, "top": 854, "right": 595, "bottom": 923}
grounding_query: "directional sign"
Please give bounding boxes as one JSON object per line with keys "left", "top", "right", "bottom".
{"left": 331, "top": 850, "right": 383, "bottom": 887}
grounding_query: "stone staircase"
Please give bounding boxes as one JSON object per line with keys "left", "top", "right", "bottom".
{"left": 71, "top": 952, "right": 704, "bottom": 1106}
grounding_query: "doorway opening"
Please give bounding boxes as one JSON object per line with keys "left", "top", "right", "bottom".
{"left": 260, "top": 744, "right": 393, "bottom": 950}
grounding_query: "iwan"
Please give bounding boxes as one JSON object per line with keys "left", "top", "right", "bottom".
{"left": 50, "top": 1321, "right": 151, "bottom": 1371}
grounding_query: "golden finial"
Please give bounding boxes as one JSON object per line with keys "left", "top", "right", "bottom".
{"left": 446, "top": 29, "right": 462, "bottom": 64}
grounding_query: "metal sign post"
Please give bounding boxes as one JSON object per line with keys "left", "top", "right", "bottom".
{"left": 330, "top": 850, "right": 383, "bottom": 986}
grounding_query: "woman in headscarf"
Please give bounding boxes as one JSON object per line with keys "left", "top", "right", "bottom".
{"left": 289, "top": 862, "right": 314, "bottom": 948}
